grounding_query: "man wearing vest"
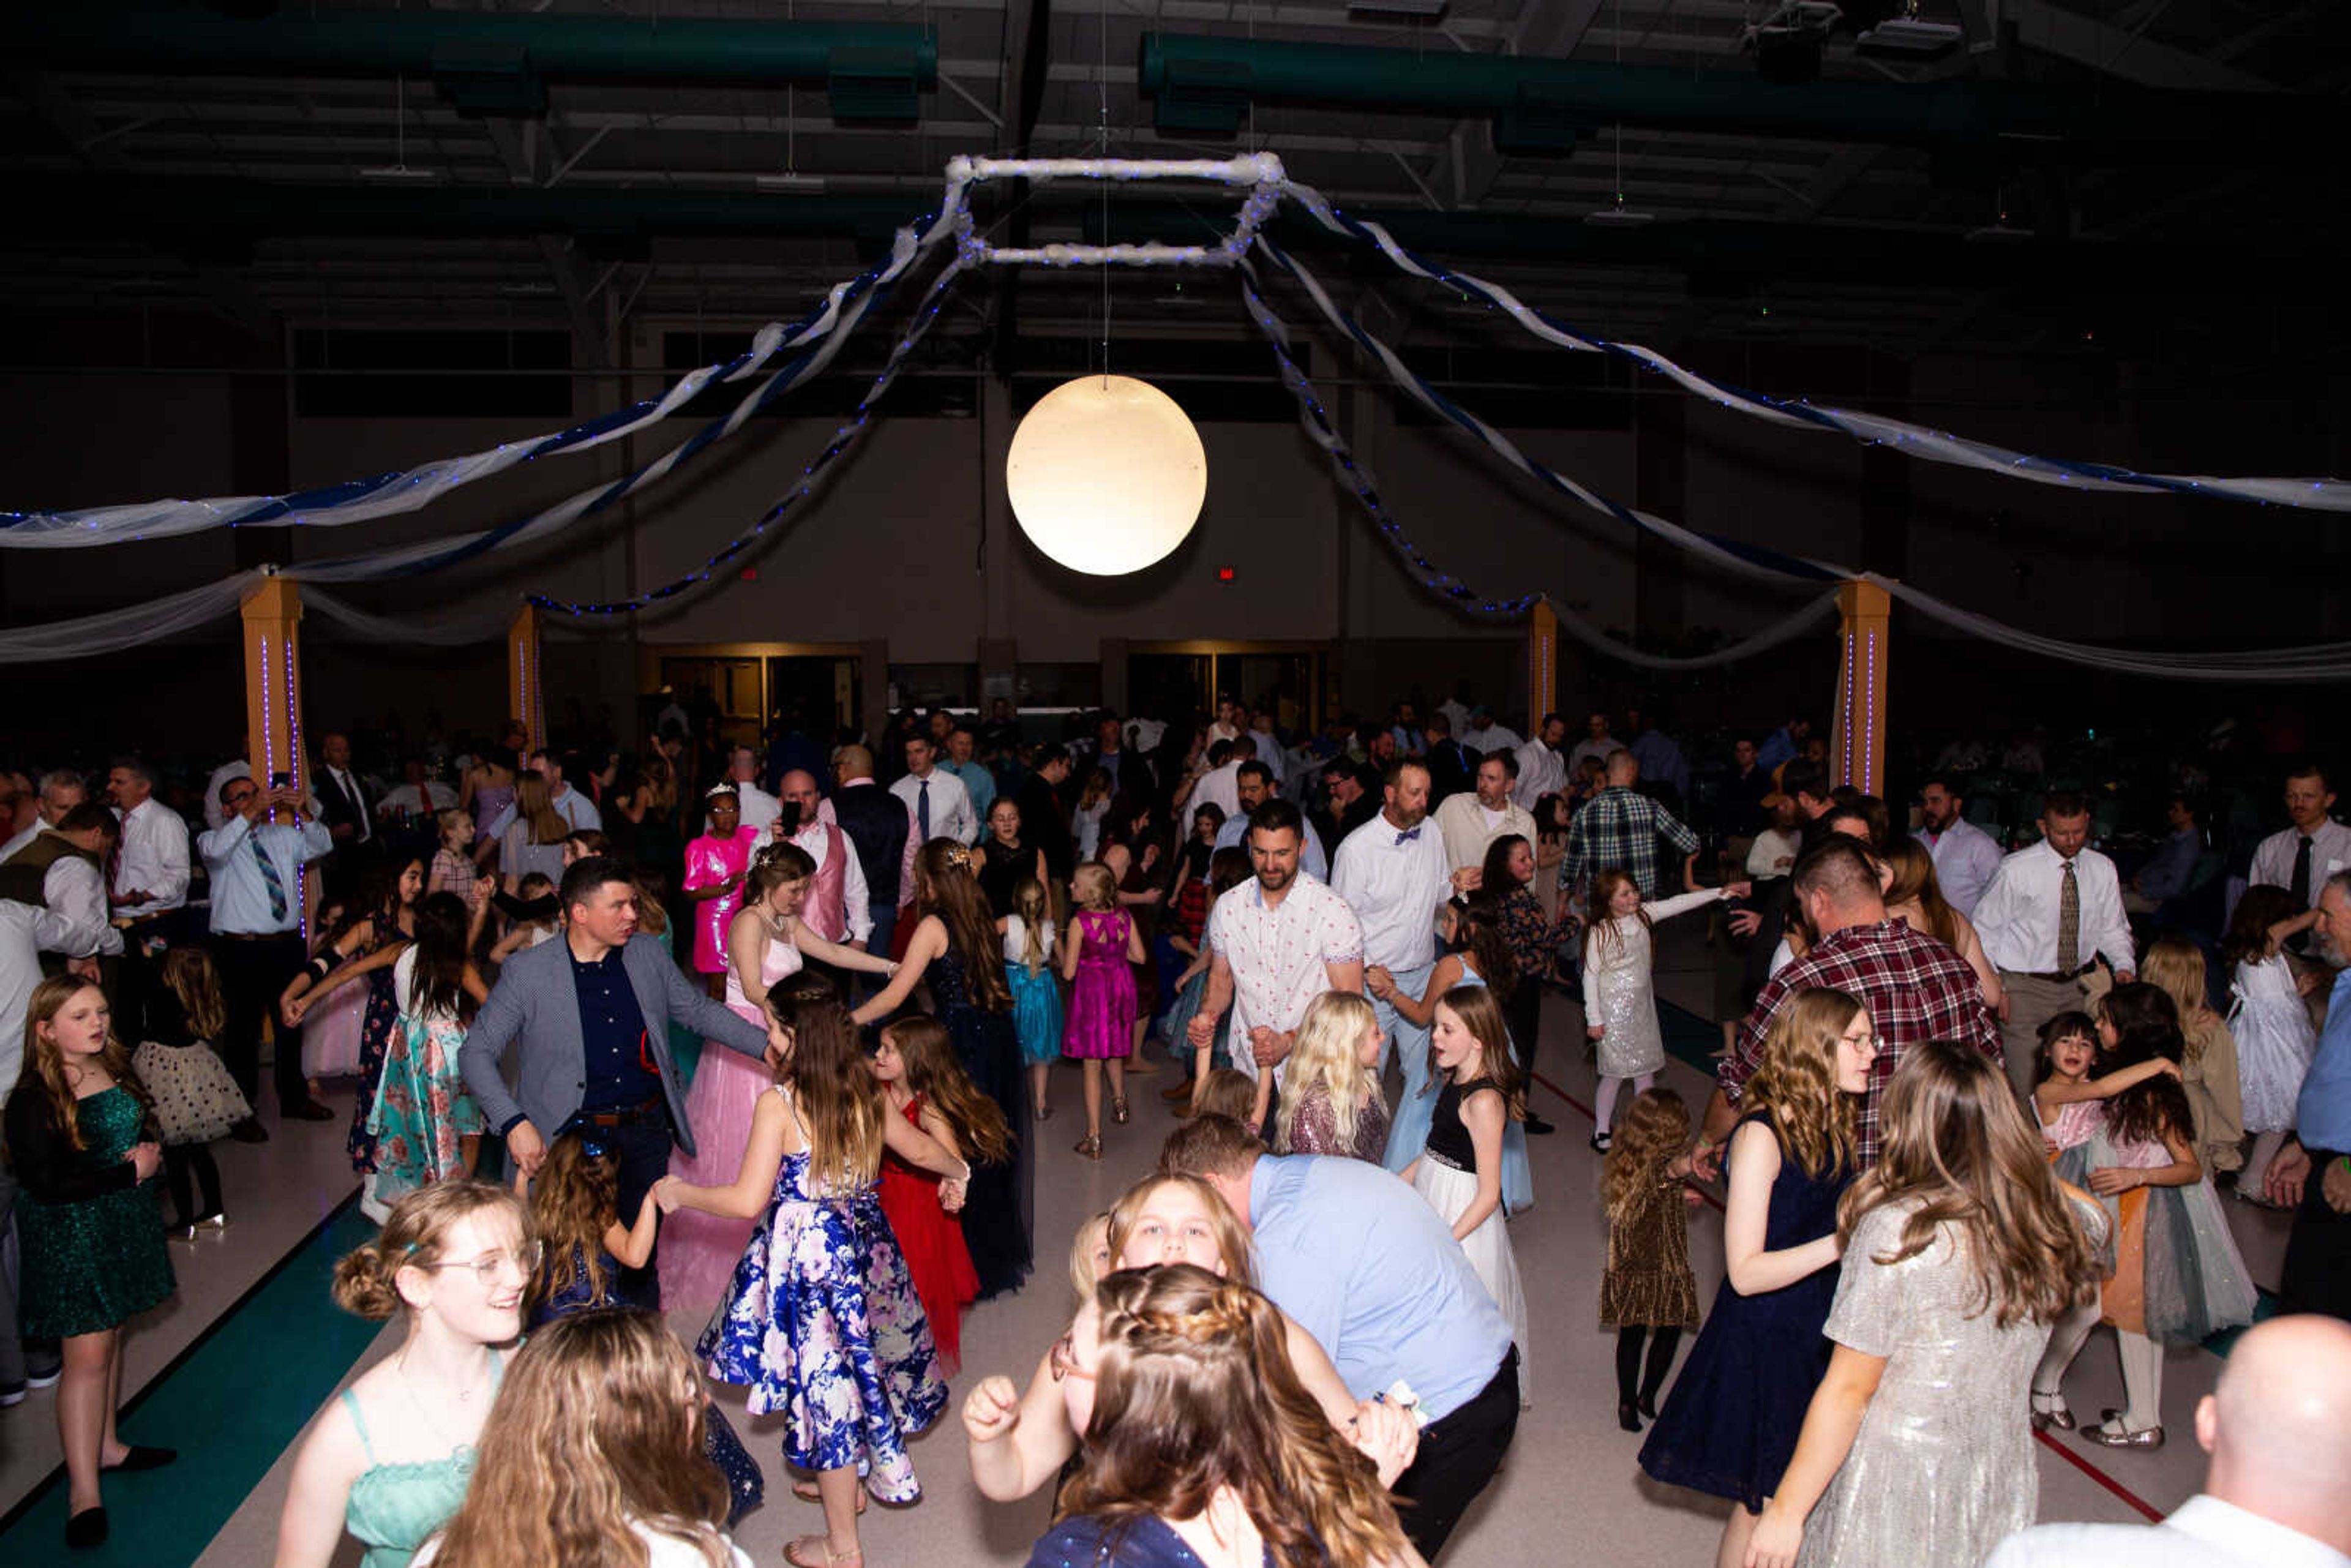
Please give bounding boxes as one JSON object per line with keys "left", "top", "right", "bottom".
{"left": 0, "top": 801, "right": 120, "bottom": 977}
{"left": 776, "top": 770, "right": 871, "bottom": 988}
{"left": 830, "top": 746, "right": 914, "bottom": 975}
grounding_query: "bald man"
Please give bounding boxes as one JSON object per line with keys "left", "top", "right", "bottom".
{"left": 828, "top": 743, "right": 917, "bottom": 951}
{"left": 1986, "top": 1314, "right": 2351, "bottom": 1566}
{"left": 773, "top": 768, "right": 868, "bottom": 947}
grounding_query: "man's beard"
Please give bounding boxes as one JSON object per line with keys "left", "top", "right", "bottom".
{"left": 1258, "top": 865, "right": 1294, "bottom": 892}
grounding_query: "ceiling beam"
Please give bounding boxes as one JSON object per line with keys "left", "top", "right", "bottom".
{"left": 482, "top": 114, "right": 613, "bottom": 367}
{"left": 1987, "top": 0, "right": 2278, "bottom": 92}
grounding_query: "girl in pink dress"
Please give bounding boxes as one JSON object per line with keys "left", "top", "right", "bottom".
{"left": 681, "top": 785, "right": 760, "bottom": 1000}
{"left": 659, "top": 841, "right": 900, "bottom": 1317}
{"left": 1060, "top": 861, "right": 1146, "bottom": 1161}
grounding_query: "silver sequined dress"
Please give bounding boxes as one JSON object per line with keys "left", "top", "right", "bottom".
{"left": 1796, "top": 1198, "right": 2092, "bottom": 1568}
{"left": 1581, "top": 890, "right": 1722, "bottom": 1078}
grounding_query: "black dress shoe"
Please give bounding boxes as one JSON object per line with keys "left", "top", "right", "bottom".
{"left": 66, "top": 1506, "right": 108, "bottom": 1549}
{"left": 108, "top": 1444, "right": 178, "bottom": 1471}
{"left": 229, "top": 1118, "right": 269, "bottom": 1144}
{"left": 1524, "top": 1115, "right": 1556, "bottom": 1136}
{"left": 288, "top": 1099, "right": 338, "bottom": 1122}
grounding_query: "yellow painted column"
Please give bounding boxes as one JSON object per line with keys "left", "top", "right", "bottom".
{"left": 1528, "top": 600, "right": 1558, "bottom": 727}
{"left": 241, "top": 574, "right": 308, "bottom": 800}
{"left": 1831, "top": 579, "right": 1891, "bottom": 797}
{"left": 508, "top": 604, "right": 546, "bottom": 754}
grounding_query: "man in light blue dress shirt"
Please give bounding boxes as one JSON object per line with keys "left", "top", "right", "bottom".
{"left": 198, "top": 777, "right": 336, "bottom": 1134}
{"left": 2268, "top": 871, "right": 2351, "bottom": 1322}
{"left": 1165, "top": 1116, "right": 1518, "bottom": 1562}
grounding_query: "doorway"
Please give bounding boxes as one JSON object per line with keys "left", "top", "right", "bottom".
{"left": 1127, "top": 643, "right": 1327, "bottom": 733}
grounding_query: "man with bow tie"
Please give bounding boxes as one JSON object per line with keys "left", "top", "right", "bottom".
{"left": 1333, "top": 759, "right": 1479, "bottom": 1176}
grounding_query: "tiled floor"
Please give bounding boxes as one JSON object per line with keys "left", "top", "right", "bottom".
{"left": 5, "top": 920, "right": 2290, "bottom": 1567}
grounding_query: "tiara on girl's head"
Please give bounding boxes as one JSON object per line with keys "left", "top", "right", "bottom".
{"left": 943, "top": 845, "right": 973, "bottom": 871}
{"left": 705, "top": 782, "right": 741, "bottom": 800}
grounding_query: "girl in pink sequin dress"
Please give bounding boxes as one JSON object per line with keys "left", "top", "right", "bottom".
{"left": 681, "top": 785, "right": 760, "bottom": 1000}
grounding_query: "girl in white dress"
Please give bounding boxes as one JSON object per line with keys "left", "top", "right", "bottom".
{"left": 2222, "top": 885, "right": 2320, "bottom": 1193}
{"left": 1583, "top": 868, "right": 1749, "bottom": 1152}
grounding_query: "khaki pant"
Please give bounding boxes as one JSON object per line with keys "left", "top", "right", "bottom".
{"left": 1998, "top": 970, "right": 2091, "bottom": 1106}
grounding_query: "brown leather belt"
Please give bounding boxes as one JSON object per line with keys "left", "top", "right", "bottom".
{"left": 583, "top": 1097, "right": 666, "bottom": 1128}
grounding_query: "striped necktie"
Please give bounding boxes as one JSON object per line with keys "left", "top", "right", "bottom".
{"left": 253, "top": 831, "right": 288, "bottom": 924}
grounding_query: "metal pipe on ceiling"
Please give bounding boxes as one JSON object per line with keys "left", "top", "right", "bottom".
{"left": 10, "top": 8, "right": 937, "bottom": 92}
{"left": 1136, "top": 31, "right": 2336, "bottom": 167}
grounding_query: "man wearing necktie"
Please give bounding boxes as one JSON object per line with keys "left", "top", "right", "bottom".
{"left": 890, "top": 733, "right": 974, "bottom": 852}
{"left": 198, "top": 776, "right": 337, "bottom": 1136}
{"left": 2251, "top": 764, "right": 2351, "bottom": 974}
{"left": 1973, "top": 793, "right": 2137, "bottom": 1107}
{"left": 316, "top": 732, "right": 377, "bottom": 899}
{"left": 1333, "top": 760, "right": 1481, "bottom": 1174}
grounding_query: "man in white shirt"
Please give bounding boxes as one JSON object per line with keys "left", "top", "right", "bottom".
{"left": 0, "top": 801, "right": 121, "bottom": 965}
{"left": 1213, "top": 763, "right": 1329, "bottom": 882}
{"left": 1332, "top": 760, "right": 1475, "bottom": 1175}
{"left": 775, "top": 770, "right": 871, "bottom": 948}
{"left": 727, "top": 746, "right": 782, "bottom": 836}
{"left": 1918, "top": 774, "right": 2004, "bottom": 918}
{"left": 891, "top": 733, "right": 975, "bottom": 849}
{"left": 1207, "top": 696, "right": 1245, "bottom": 748}
{"left": 1434, "top": 751, "right": 1537, "bottom": 876}
{"left": 1187, "top": 800, "right": 1365, "bottom": 1112}
{"left": 376, "top": 757, "right": 459, "bottom": 824}
{"left": 200, "top": 776, "right": 337, "bottom": 1132}
{"left": 1567, "top": 710, "right": 1625, "bottom": 775}
{"left": 1973, "top": 792, "right": 2135, "bottom": 1105}
{"left": 1461, "top": 707, "right": 1522, "bottom": 757}
{"left": 1436, "top": 691, "right": 1474, "bottom": 752}
{"left": 2251, "top": 763, "right": 2351, "bottom": 920}
{"left": 479, "top": 749, "right": 602, "bottom": 842}
{"left": 1512, "top": 714, "right": 1569, "bottom": 812}
{"left": 1986, "top": 1314, "right": 2351, "bottom": 1568}
{"left": 107, "top": 757, "right": 192, "bottom": 1038}
{"left": 1187, "top": 735, "right": 1254, "bottom": 838}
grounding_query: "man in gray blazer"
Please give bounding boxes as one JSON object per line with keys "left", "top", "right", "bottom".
{"left": 460, "top": 856, "right": 782, "bottom": 1303}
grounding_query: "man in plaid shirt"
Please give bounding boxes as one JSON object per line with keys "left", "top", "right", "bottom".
{"left": 1562, "top": 751, "right": 1701, "bottom": 901}
{"left": 1700, "top": 838, "right": 2001, "bottom": 1170}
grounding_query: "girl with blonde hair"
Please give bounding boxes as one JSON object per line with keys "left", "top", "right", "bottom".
{"left": 657, "top": 983, "right": 971, "bottom": 1568}
{"left": 6, "top": 977, "right": 174, "bottom": 1550}
{"left": 1062, "top": 860, "right": 1146, "bottom": 1161}
{"left": 2140, "top": 937, "right": 2244, "bottom": 1175}
{"left": 496, "top": 771, "right": 569, "bottom": 895}
{"left": 1747, "top": 1041, "right": 2107, "bottom": 1568}
{"left": 1639, "top": 986, "right": 1872, "bottom": 1568}
{"left": 277, "top": 1182, "right": 535, "bottom": 1568}
{"left": 1272, "top": 990, "right": 1390, "bottom": 1163}
{"left": 1036, "top": 1265, "right": 1415, "bottom": 1568}
{"left": 414, "top": 1310, "right": 749, "bottom": 1568}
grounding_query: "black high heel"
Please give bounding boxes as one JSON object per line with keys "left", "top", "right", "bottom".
{"left": 1616, "top": 1402, "right": 1642, "bottom": 1433}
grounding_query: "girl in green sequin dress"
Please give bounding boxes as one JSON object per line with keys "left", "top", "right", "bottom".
{"left": 4, "top": 976, "right": 176, "bottom": 1549}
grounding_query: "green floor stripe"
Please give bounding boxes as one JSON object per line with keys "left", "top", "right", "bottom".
{"left": 0, "top": 1198, "right": 380, "bottom": 1567}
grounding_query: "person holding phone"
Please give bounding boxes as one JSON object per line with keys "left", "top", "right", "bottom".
{"left": 197, "top": 775, "right": 338, "bottom": 1135}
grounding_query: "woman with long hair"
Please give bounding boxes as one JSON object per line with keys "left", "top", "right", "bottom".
{"left": 1480, "top": 833, "right": 1555, "bottom": 1129}
{"left": 414, "top": 1311, "right": 749, "bottom": 1568}
{"left": 6, "top": 977, "right": 174, "bottom": 1549}
{"left": 1640, "top": 987, "right": 1871, "bottom": 1568}
{"left": 854, "top": 838, "right": 1032, "bottom": 1297}
{"left": 494, "top": 772, "right": 569, "bottom": 895}
{"left": 276, "top": 1182, "right": 534, "bottom": 1568}
{"left": 282, "top": 853, "right": 426, "bottom": 1174}
{"left": 2140, "top": 937, "right": 2244, "bottom": 1177}
{"left": 368, "top": 890, "right": 493, "bottom": 1201}
{"left": 1032, "top": 1265, "right": 1415, "bottom": 1568}
{"left": 660, "top": 842, "right": 898, "bottom": 1318}
{"left": 457, "top": 744, "right": 518, "bottom": 850}
{"left": 657, "top": 984, "right": 970, "bottom": 1568}
{"left": 1878, "top": 839, "right": 2001, "bottom": 1011}
{"left": 1271, "top": 990, "right": 1389, "bottom": 1163}
{"left": 1745, "top": 1041, "right": 2107, "bottom": 1568}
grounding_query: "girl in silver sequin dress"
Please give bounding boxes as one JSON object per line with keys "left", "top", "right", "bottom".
{"left": 1580, "top": 868, "right": 1747, "bottom": 1152}
{"left": 1745, "top": 1041, "right": 2109, "bottom": 1568}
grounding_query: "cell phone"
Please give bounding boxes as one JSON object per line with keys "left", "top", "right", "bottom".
{"left": 269, "top": 771, "right": 294, "bottom": 788}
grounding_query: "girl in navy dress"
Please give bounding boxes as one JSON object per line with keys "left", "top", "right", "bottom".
{"left": 658, "top": 982, "right": 972, "bottom": 1568}
{"left": 1638, "top": 986, "right": 1872, "bottom": 1568}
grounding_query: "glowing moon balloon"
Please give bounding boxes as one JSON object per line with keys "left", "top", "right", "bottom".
{"left": 1006, "top": 374, "right": 1206, "bottom": 576}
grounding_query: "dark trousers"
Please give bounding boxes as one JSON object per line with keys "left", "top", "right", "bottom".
{"left": 163, "top": 1144, "right": 223, "bottom": 1228}
{"left": 606, "top": 1114, "right": 678, "bottom": 1308}
{"left": 1504, "top": 983, "right": 1540, "bottom": 1083}
{"left": 1393, "top": 1346, "right": 1520, "bottom": 1561}
{"left": 2281, "top": 1144, "right": 2351, "bottom": 1323}
{"left": 214, "top": 931, "right": 310, "bottom": 1114}
{"left": 113, "top": 911, "right": 182, "bottom": 1041}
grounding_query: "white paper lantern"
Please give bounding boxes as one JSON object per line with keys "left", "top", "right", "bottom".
{"left": 1006, "top": 373, "right": 1206, "bottom": 576}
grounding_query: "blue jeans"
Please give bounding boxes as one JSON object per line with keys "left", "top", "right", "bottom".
{"left": 1378, "top": 961, "right": 1438, "bottom": 1175}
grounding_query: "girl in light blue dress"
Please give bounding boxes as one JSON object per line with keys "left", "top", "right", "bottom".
{"left": 1002, "top": 876, "right": 1064, "bottom": 1120}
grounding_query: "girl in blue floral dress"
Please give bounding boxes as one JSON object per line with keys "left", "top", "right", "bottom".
{"left": 658, "top": 980, "right": 973, "bottom": 1568}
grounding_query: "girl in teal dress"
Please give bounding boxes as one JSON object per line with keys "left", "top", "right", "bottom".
{"left": 274, "top": 1182, "right": 534, "bottom": 1568}
{"left": 5, "top": 976, "right": 176, "bottom": 1551}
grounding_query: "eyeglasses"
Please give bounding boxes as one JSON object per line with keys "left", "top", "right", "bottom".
{"left": 1049, "top": 1332, "right": 1097, "bottom": 1384}
{"left": 416, "top": 1240, "right": 544, "bottom": 1286}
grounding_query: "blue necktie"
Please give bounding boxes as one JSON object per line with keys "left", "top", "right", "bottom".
{"left": 917, "top": 778, "right": 931, "bottom": 841}
{"left": 1395, "top": 827, "right": 1421, "bottom": 846}
{"left": 252, "top": 832, "right": 288, "bottom": 923}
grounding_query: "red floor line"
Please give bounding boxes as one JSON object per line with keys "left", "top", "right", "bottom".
{"left": 2032, "top": 1431, "right": 2166, "bottom": 1523}
{"left": 1535, "top": 1068, "right": 2167, "bottom": 1525}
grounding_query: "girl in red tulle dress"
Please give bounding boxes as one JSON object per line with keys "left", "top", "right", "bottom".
{"left": 872, "top": 1015, "right": 1011, "bottom": 1374}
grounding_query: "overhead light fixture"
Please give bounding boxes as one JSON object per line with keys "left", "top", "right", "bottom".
{"left": 1743, "top": 1, "right": 1837, "bottom": 83}
{"left": 754, "top": 173, "right": 828, "bottom": 195}
{"left": 1858, "top": 16, "right": 1962, "bottom": 54}
{"left": 357, "top": 165, "right": 446, "bottom": 184}
{"left": 1348, "top": 0, "right": 1448, "bottom": 13}
{"left": 1007, "top": 375, "right": 1206, "bottom": 576}
{"left": 1584, "top": 206, "right": 1655, "bottom": 229}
